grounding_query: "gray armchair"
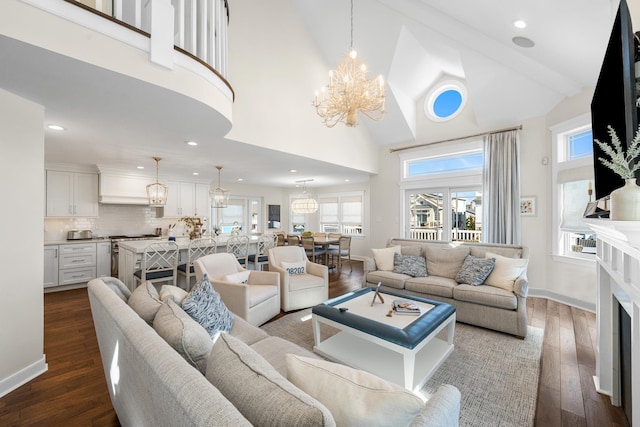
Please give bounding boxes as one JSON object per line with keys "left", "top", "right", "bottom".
{"left": 268, "top": 246, "right": 328, "bottom": 311}
{"left": 194, "top": 253, "right": 280, "bottom": 326}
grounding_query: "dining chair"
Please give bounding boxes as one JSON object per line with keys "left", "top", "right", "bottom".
{"left": 226, "top": 234, "right": 250, "bottom": 266}
{"left": 301, "top": 235, "right": 326, "bottom": 264}
{"left": 177, "top": 237, "right": 217, "bottom": 291}
{"left": 275, "top": 231, "right": 286, "bottom": 246}
{"left": 247, "top": 233, "right": 278, "bottom": 270}
{"left": 286, "top": 234, "right": 301, "bottom": 247}
{"left": 327, "top": 235, "right": 352, "bottom": 275}
{"left": 133, "top": 241, "right": 179, "bottom": 287}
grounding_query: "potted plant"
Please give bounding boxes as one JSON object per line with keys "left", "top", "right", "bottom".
{"left": 594, "top": 125, "right": 640, "bottom": 220}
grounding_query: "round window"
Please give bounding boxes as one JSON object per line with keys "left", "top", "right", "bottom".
{"left": 424, "top": 81, "right": 467, "bottom": 122}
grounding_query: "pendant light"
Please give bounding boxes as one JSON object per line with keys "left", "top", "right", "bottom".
{"left": 147, "top": 157, "right": 168, "bottom": 207}
{"left": 210, "top": 166, "right": 230, "bottom": 208}
{"left": 291, "top": 179, "right": 318, "bottom": 214}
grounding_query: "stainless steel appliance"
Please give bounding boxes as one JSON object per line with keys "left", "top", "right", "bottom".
{"left": 110, "top": 234, "right": 162, "bottom": 277}
{"left": 67, "top": 230, "right": 93, "bottom": 240}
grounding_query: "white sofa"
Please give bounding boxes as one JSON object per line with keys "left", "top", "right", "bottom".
{"left": 363, "top": 238, "right": 530, "bottom": 338}
{"left": 88, "top": 277, "right": 462, "bottom": 426}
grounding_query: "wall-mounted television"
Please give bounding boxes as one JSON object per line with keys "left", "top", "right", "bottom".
{"left": 590, "top": 0, "right": 639, "bottom": 201}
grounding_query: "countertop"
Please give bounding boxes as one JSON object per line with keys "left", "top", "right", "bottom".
{"left": 45, "top": 237, "right": 111, "bottom": 246}
{"left": 118, "top": 235, "right": 259, "bottom": 253}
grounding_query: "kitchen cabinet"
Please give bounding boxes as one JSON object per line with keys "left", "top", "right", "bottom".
{"left": 96, "top": 241, "right": 111, "bottom": 277}
{"left": 164, "top": 181, "right": 210, "bottom": 220}
{"left": 43, "top": 246, "right": 59, "bottom": 288}
{"left": 46, "top": 170, "right": 99, "bottom": 217}
{"left": 58, "top": 243, "right": 97, "bottom": 286}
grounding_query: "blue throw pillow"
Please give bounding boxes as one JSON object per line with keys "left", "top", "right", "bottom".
{"left": 455, "top": 255, "right": 496, "bottom": 286}
{"left": 181, "top": 275, "right": 233, "bottom": 339}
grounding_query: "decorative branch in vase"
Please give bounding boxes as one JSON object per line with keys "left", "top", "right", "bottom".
{"left": 179, "top": 216, "right": 203, "bottom": 239}
{"left": 594, "top": 125, "right": 640, "bottom": 220}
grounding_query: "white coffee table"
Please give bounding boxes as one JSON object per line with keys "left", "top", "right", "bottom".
{"left": 311, "top": 288, "right": 456, "bottom": 391}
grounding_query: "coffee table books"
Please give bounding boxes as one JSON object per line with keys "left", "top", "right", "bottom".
{"left": 311, "top": 288, "right": 456, "bottom": 391}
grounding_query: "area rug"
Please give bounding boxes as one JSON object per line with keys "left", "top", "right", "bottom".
{"left": 261, "top": 309, "right": 543, "bottom": 427}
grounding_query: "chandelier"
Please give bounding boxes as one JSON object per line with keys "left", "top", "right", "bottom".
{"left": 209, "top": 166, "right": 230, "bottom": 208}
{"left": 313, "top": 0, "right": 385, "bottom": 128}
{"left": 147, "top": 157, "right": 168, "bottom": 207}
{"left": 291, "top": 179, "right": 318, "bottom": 214}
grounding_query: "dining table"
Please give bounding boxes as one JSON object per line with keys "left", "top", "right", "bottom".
{"left": 308, "top": 235, "right": 340, "bottom": 266}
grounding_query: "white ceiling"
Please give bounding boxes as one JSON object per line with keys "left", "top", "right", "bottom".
{"left": 0, "top": 0, "right": 622, "bottom": 187}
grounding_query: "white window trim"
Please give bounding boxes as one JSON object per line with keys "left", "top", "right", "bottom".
{"left": 550, "top": 113, "right": 596, "bottom": 264}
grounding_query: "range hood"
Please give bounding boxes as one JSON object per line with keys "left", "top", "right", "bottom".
{"left": 98, "top": 167, "right": 153, "bottom": 205}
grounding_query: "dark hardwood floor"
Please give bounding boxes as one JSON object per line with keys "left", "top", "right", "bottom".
{"left": 0, "top": 261, "right": 628, "bottom": 426}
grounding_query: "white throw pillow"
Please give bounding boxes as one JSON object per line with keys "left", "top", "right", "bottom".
{"left": 484, "top": 252, "right": 528, "bottom": 291}
{"left": 286, "top": 354, "right": 424, "bottom": 427}
{"left": 371, "top": 246, "right": 401, "bottom": 271}
{"left": 281, "top": 260, "right": 306, "bottom": 275}
{"left": 224, "top": 270, "right": 251, "bottom": 284}
{"left": 159, "top": 285, "right": 189, "bottom": 304}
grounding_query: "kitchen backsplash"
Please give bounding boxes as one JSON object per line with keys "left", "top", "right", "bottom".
{"left": 44, "top": 204, "right": 190, "bottom": 241}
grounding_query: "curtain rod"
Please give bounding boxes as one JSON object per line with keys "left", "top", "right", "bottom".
{"left": 389, "top": 124, "right": 523, "bottom": 153}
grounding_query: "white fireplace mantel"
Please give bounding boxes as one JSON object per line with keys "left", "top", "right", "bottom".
{"left": 585, "top": 219, "right": 639, "bottom": 426}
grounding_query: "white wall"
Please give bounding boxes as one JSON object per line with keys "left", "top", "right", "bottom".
{"left": 0, "top": 89, "right": 47, "bottom": 397}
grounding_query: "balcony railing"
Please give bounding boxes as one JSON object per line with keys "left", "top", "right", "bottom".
{"left": 409, "top": 228, "right": 482, "bottom": 242}
{"left": 56, "top": 0, "right": 230, "bottom": 82}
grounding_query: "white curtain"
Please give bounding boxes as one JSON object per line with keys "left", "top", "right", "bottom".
{"left": 482, "top": 130, "right": 521, "bottom": 244}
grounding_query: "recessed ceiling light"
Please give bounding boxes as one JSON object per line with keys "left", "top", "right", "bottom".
{"left": 47, "top": 124, "right": 65, "bottom": 131}
{"left": 513, "top": 20, "right": 527, "bottom": 29}
{"left": 512, "top": 36, "right": 535, "bottom": 48}
{"left": 186, "top": 141, "right": 198, "bottom": 146}
{"left": 344, "top": 178, "right": 350, "bottom": 182}
{"left": 237, "top": 178, "right": 243, "bottom": 182}
{"left": 192, "top": 172, "right": 199, "bottom": 176}
{"left": 289, "top": 169, "right": 297, "bottom": 173}
{"left": 137, "top": 166, "right": 145, "bottom": 169}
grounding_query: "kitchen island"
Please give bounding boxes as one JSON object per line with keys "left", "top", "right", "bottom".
{"left": 117, "top": 235, "right": 259, "bottom": 290}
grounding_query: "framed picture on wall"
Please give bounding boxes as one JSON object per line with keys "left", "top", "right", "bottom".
{"left": 520, "top": 196, "right": 536, "bottom": 216}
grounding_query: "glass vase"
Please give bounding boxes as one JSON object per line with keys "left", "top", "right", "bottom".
{"left": 610, "top": 178, "right": 640, "bottom": 220}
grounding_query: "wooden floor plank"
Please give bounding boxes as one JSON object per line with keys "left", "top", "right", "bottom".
{"left": 0, "top": 263, "right": 627, "bottom": 427}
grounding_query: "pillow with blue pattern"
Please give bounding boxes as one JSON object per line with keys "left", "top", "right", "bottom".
{"left": 281, "top": 260, "right": 306, "bottom": 275}
{"left": 392, "top": 253, "right": 427, "bottom": 277}
{"left": 181, "top": 275, "right": 233, "bottom": 339}
{"left": 455, "top": 255, "right": 496, "bottom": 286}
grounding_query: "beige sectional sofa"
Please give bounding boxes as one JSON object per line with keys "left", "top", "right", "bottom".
{"left": 87, "top": 276, "right": 462, "bottom": 426}
{"left": 363, "top": 238, "right": 530, "bottom": 338}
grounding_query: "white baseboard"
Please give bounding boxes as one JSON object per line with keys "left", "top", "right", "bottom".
{"left": 0, "top": 355, "right": 48, "bottom": 398}
{"left": 528, "top": 288, "right": 596, "bottom": 313}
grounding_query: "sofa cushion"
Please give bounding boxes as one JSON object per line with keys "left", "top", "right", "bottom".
{"left": 393, "top": 253, "right": 428, "bottom": 277}
{"left": 153, "top": 299, "right": 213, "bottom": 374}
{"left": 224, "top": 270, "right": 251, "bottom": 283}
{"left": 455, "top": 255, "right": 496, "bottom": 286}
{"left": 286, "top": 354, "right": 424, "bottom": 427}
{"left": 288, "top": 273, "right": 325, "bottom": 292}
{"left": 405, "top": 276, "right": 457, "bottom": 298}
{"left": 400, "top": 245, "right": 422, "bottom": 257}
{"left": 159, "top": 285, "right": 188, "bottom": 304}
{"left": 484, "top": 252, "right": 528, "bottom": 292}
{"left": 182, "top": 276, "right": 234, "bottom": 339}
{"left": 366, "top": 270, "right": 409, "bottom": 290}
{"left": 453, "top": 284, "right": 518, "bottom": 310}
{"left": 128, "top": 281, "right": 162, "bottom": 324}
{"left": 206, "top": 334, "right": 334, "bottom": 427}
{"left": 229, "top": 314, "right": 269, "bottom": 345}
{"left": 281, "top": 260, "right": 306, "bottom": 275}
{"left": 250, "top": 336, "right": 319, "bottom": 377}
{"left": 470, "top": 245, "right": 524, "bottom": 259}
{"left": 424, "top": 245, "right": 470, "bottom": 280}
{"left": 371, "top": 246, "right": 401, "bottom": 271}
